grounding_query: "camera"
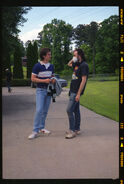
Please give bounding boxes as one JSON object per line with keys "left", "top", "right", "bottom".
{"left": 47, "top": 83, "right": 56, "bottom": 102}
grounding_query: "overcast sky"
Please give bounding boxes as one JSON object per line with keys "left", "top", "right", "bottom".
{"left": 18, "top": 6, "right": 119, "bottom": 44}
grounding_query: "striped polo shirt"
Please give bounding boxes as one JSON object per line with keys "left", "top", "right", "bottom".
{"left": 32, "top": 61, "right": 54, "bottom": 88}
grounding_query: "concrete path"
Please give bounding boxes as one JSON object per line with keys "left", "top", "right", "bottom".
{"left": 2, "top": 87, "right": 119, "bottom": 179}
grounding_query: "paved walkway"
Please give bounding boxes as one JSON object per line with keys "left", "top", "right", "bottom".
{"left": 2, "top": 87, "right": 119, "bottom": 179}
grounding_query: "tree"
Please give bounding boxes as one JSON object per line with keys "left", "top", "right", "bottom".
{"left": 27, "top": 41, "right": 38, "bottom": 78}
{"left": 25, "top": 40, "right": 32, "bottom": 49}
{"left": 1, "top": 7, "right": 31, "bottom": 78}
{"left": 80, "top": 44, "right": 92, "bottom": 74}
{"left": 13, "top": 44, "right": 23, "bottom": 79}
{"left": 73, "top": 24, "right": 90, "bottom": 47}
{"left": 95, "top": 15, "right": 119, "bottom": 73}
{"left": 61, "top": 23, "right": 73, "bottom": 67}
{"left": 52, "top": 19, "right": 73, "bottom": 72}
{"left": 88, "top": 22, "right": 99, "bottom": 75}
{"left": 27, "top": 42, "right": 32, "bottom": 78}
{"left": 38, "top": 23, "right": 53, "bottom": 49}
{"left": 33, "top": 41, "right": 38, "bottom": 63}
{"left": 74, "top": 22, "right": 98, "bottom": 75}
{"left": 38, "top": 19, "right": 73, "bottom": 73}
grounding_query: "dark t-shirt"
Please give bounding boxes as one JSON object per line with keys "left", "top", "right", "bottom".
{"left": 70, "top": 61, "right": 89, "bottom": 95}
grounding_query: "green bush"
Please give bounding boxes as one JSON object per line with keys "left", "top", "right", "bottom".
{"left": 115, "top": 68, "right": 119, "bottom": 75}
{"left": 59, "top": 68, "right": 72, "bottom": 76}
{"left": 2, "top": 79, "right": 31, "bottom": 87}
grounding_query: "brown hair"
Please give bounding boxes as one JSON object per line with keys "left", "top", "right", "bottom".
{"left": 74, "top": 48, "right": 86, "bottom": 62}
{"left": 40, "top": 48, "right": 51, "bottom": 60}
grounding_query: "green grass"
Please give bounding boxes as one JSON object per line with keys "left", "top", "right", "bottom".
{"left": 22, "top": 66, "right": 27, "bottom": 79}
{"left": 88, "top": 75, "right": 119, "bottom": 81}
{"left": 80, "top": 81, "right": 119, "bottom": 122}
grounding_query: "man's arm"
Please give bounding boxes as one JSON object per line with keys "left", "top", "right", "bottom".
{"left": 31, "top": 74, "right": 51, "bottom": 83}
{"left": 75, "top": 75, "right": 87, "bottom": 102}
{"left": 67, "top": 59, "right": 73, "bottom": 67}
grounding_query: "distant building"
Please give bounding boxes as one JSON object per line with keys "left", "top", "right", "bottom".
{"left": 22, "top": 56, "right": 27, "bottom": 67}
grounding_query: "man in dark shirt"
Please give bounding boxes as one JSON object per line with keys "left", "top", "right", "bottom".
{"left": 5, "top": 68, "right": 12, "bottom": 93}
{"left": 66, "top": 48, "right": 89, "bottom": 139}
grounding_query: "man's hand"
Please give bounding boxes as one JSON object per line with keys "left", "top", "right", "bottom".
{"left": 67, "top": 59, "right": 73, "bottom": 67}
{"left": 51, "top": 79, "right": 56, "bottom": 84}
{"left": 44, "top": 79, "right": 52, "bottom": 83}
{"left": 31, "top": 74, "right": 52, "bottom": 84}
{"left": 75, "top": 94, "right": 80, "bottom": 102}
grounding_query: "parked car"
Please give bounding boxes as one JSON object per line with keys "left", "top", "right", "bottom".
{"left": 54, "top": 74, "right": 68, "bottom": 87}
{"left": 31, "top": 74, "right": 67, "bottom": 88}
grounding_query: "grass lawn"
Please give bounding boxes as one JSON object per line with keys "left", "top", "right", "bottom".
{"left": 67, "top": 80, "right": 119, "bottom": 122}
{"left": 23, "top": 66, "right": 27, "bottom": 79}
{"left": 80, "top": 81, "right": 119, "bottom": 122}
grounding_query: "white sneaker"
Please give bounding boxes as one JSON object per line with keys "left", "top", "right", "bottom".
{"left": 39, "top": 129, "right": 51, "bottom": 134}
{"left": 75, "top": 130, "right": 82, "bottom": 135}
{"left": 65, "top": 130, "right": 76, "bottom": 139}
{"left": 28, "top": 132, "right": 39, "bottom": 139}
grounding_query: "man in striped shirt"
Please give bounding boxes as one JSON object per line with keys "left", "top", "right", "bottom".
{"left": 28, "top": 48, "right": 55, "bottom": 139}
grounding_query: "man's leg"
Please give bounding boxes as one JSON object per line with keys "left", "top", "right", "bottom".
{"left": 66, "top": 92, "right": 77, "bottom": 132}
{"left": 33, "top": 88, "right": 46, "bottom": 133}
{"left": 7, "top": 81, "right": 11, "bottom": 92}
{"left": 74, "top": 102, "right": 81, "bottom": 131}
{"left": 40, "top": 92, "right": 51, "bottom": 130}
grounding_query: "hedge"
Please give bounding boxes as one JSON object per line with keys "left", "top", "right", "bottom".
{"left": 2, "top": 78, "right": 31, "bottom": 87}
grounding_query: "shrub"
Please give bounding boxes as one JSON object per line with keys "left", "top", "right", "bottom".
{"left": 115, "top": 68, "right": 119, "bottom": 75}
{"left": 59, "top": 68, "right": 72, "bottom": 76}
{"left": 2, "top": 79, "right": 31, "bottom": 87}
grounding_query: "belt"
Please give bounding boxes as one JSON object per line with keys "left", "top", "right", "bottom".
{"left": 40, "top": 86, "right": 48, "bottom": 89}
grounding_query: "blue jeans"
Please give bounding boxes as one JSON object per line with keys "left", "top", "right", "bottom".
{"left": 33, "top": 88, "right": 51, "bottom": 133}
{"left": 66, "top": 92, "right": 81, "bottom": 132}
